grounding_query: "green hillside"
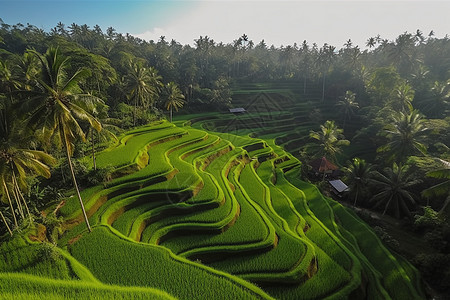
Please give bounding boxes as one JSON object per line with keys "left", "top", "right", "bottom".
{"left": 0, "top": 110, "right": 425, "bottom": 299}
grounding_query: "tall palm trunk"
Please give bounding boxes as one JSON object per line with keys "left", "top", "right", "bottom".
{"left": 170, "top": 106, "right": 173, "bottom": 123}
{"left": 11, "top": 182, "right": 24, "bottom": 219}
{"left": 353, "top": 189, "right": 359, "bottom": 207}
{"left": 12, "top": 171, "right": 32, "bottom": 223}
{"left": 91, "top": 132, "right": 96, "bottom": 171}
{"left": 439, "top": 196, "right": 450, "bottom": 216}
{"left": 322, "top": 74, "right": 326, "bottom": 102}
{"left": 2, "top": 180, "right": 17, "bottom": 228}
{"left": 61, "top": 123, "right": 92, "bottom": 232}
{"left": 0, "top": 209, "right": 12, "bottom": 236}
{"left": 133, "top": 97, "right": 137, "bottom": 127}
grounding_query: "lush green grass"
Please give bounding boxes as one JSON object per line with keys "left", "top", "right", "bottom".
{"left": 94, "top": 123, "right": 185, "bottom": 170}
{"left": 69, "top": 226, "right": 272, "bottom": 300}
{"left": 0, "top": 273, "right": 176, "bottom": 300}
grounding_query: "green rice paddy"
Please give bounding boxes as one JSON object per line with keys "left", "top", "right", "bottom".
{"left": 1, "top": 87, "right": 425, "bottom": 299}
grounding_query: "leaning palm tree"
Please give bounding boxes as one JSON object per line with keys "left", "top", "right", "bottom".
{"left": 336, "top": 90, "right": 359, "bottom": 129}
{"left": 21, "top": 47, "right": 102, "bottom": 232}
{"left": 377, "top": 110, "right": 428, "bottom": 163}
{"left": 344, "top": 158, "right": 373, "bottom": 207}
{"left": 309, "top": 120, "right": 350, "bottom": 163}
{"left": 370, "top": 163, "right": 420, "bottom": 218}
{"left": 164, "top": 82, "right": 185, "bottom": 122}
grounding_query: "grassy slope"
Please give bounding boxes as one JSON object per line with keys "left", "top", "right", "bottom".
{"left": 1, "top": 109, "right": 425, "bottom": 300}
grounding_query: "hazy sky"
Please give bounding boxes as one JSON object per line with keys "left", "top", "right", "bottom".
{"left": 1, "top": 1, "right": 449, "bottom": 48}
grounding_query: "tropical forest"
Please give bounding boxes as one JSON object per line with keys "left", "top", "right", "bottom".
{"left": 0, "top": 20, "right": 449, "bottom": 299}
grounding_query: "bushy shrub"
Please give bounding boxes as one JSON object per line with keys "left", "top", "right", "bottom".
{"left": 373, "top": 226, "right": 400, "bottom": 251}
{"left": 83, "top": 166, "right": 114, "bottom": 186}
{"left": 414, "top": 206, "right": 444, "bottom": 229}
{"left": 37, "top": 243, "right": 62, "bottom": 263}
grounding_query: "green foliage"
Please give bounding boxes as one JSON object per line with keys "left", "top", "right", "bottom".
{"left": 308, "top": 120, "right": 350, "bottom": 162}
{"left": 377, "top": 110, "right": 428, "bottom": 163}
{"left": 365, "top": 67, "right": 403, "bottom": 105}
{"left": 344, "top": 158, "right": 374, "bottom": 207}
{"left": 0, "top": 235, "right": 73, "bottom": 280}
{"left": 414, "top": 206, "right": 444, "bottom": 228}
{"left": 370, "top": 163, "right": 421, "bottom": 218}
{"left": 69, "top": 226, "right": 272, "bottom": 300}
{"left": 0, "top": 273, "right": 176, "bottom": 300}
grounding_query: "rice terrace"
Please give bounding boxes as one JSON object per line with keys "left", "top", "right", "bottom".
{"left": 0, "top": 3, "right": 450, "bottom": 299}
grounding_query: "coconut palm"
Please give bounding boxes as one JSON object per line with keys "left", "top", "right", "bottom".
{"left": 418, "top": 80, "right": 450, "bottom": 118}
{"left": 392, "top": 83, "right": 415, "bottom": 113}
{"left": 0, "top": 59, "right": 20, "bottom": 102}
{"left": 309, "top": 120, "right": 350, "bottom": 163}
{"left": 388, "top": 33, "right": 415, "bottom": 74}
{"left": 164, "top": 82, "right": 185, "bottom": 122}
{"left": 336, "top": 90, "right": 359, "bottom": 129}
{"left": 377, "top": 110, "right": 428, "bottom": 163}
{"left": 344, "top": 158, "right": 373, "bottom": 207}
{"left": 370, "top": 163, "right": 420, "bottom": 218}
{"left": 0, "top": 101, "right": 55, "bottom": 234}
{"left": 316, "top": 44, "right": 335, "bottom": 102}
{"left": 124, "top": 61, "right": 161, "bottom": 126}
{"left": 366, "top": 37, "right": 376, "bottom": 49}
{"left": 83, "top": 101, "right": 119, "bottom": 170}
{"left": 21, "top": 47, "right": 102, "bottom": 232}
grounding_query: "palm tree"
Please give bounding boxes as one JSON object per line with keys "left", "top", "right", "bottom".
{"left": 0, "top": 101, "right": 55, "bottom": 234}
{"left": 83, "top": 102, "right": 119, "bottom": 170}
{"left": 414, "top": 29, "right": 425, "bottom": 45}
{"left": 336, "top": 90, "right": 359, "bottom": 129}
{"left": 124, "top": 61, "right": 161, "bottom": 126}
{"left": 299, "top": 41, "right": 311, "bottom": 95}
{"left": 392, "top": 83, "right": 414, "bottom": 113}
{"left": 309, "top": 120, "right": 350, "bottom": 163}
{"left": 316, "top": 44, "right": 335, "bottom": 102}
{"left": 422, "top": 160, "right": 450, "bottom": 214}
{"left": 370, "top": 163, "right": 420, "bottom": 218}
{"left": 21, "top": 47, "right": 102, "bottom": 232}
{"left": 344, "top": 158, "right": 373, "bottom": 207}
{"left": 418, "top": 80, "right": 450, "bottom": 118}
{"left": 377, "top": 110, "right": 428, "bottom": 163}
{"left": 164, "top": 82, "right": 185, "bottom": 122}
{"left": 388, "top": 33, "right": 415, "bottom": 75}
{"left": 366, "top": 37, "right": 376, "bottom": 49}
{"left": 0, "top": 59, "right": 20, "bottom": 102}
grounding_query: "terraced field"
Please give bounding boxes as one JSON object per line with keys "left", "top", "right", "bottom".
{"left": 41, "top": 114, "right": 424, "bottom": 299}
{"left": 0, "top": 82, "right": 424, "bottom": 299}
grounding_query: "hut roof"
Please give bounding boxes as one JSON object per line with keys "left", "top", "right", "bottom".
{"left": 309, "top": 157, "right": 338, "bottom": 172}
{"left": 229, "top": 107, "right": 246, "bottom": 113}
{"left": 329, "top": 179, "right": 349, "bottom": 193}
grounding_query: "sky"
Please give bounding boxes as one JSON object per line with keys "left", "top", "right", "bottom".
{"left": 1, "top": 0, "right": 449, "bottom": 49}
